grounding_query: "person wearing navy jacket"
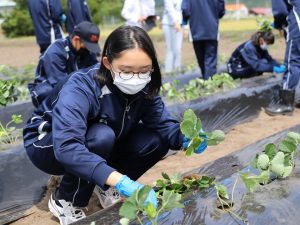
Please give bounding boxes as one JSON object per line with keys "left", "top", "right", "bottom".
{"left": 28, "top": 0, "right": 65, "bottom": 54}
{"left": 227, "top": 31, "right": 284, "bottom": 79}
{"left": 23, "top": 26, "right": 207, "bottom": 225}
{"left": 271, "top": 0, "right": 289, "bottom": 38}
{"left": 28, "top": 21, "right": 100, "bottom": 108}
{"left": 266, "top": 0, "right": 300, "bottom": 115}
{"left": 66, "top": 0, "right": 93, "bottom": 35}
{"left": 181, "top": 0, "right": 225, "bottom": 80}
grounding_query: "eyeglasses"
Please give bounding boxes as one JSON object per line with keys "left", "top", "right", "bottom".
{"left": 110, "top": 65, "right": 154, "bottom": 80}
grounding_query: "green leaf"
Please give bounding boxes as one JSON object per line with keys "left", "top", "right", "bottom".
{"left": 162, "top": 172, "right": 171, "bottom": 181}
{"left": 137, "top": 186, "right": 152, "bottom": 208}
{"left": 119, "top": 218, "right": 130, "bottom": 225}
{"left": 286, "top": 132, "right": 300, "bottom": 144}
{"left": 257, "top": 153, "right": 270, "bottom": 170}
{"left": 271, "top": 151, "right": 285, "bottom": 165}
{"left": 239, "top": 172, "right": 260, "bottom": 192}
{"left": 185, "top": 146, "right": 194, "bottom": 156}
{"left": 258, "top": 170, "right": 270, "bottom": 185}
{"left": 250, "top": 154, "right": 258, "bottom": 169}
{"left": 206, "top": 130, "right": 225, "bottom": 145}
{"left": 215, "top": 184, "right": 229, "bottom": 200}
{"left": 278, "top": 140, "right": 296, "bottom": 153}
{"left": 282, "top": 165, "right": 293, "bottom": 178}
{"left": 180, "top": 120, "right": 195, "bottom": 139}
{"left": 12, "top": 114, "right": 23, "bottom": 124}
{"left": 195, "top": 118, "right": 202, "bottom": 133}
{"left": 270, "top": 164, "right": 285, "bottom": 177}
{"left": 161, "top": 190, "right": 184, "bottom": 211}
{"left": 155, "top": 179, "right": 165, "bottom": 188}
{"left": 119, "top": 201, "right": 138, "bottom": 220}
{"left": 183, "top": 109, "right": 197, "bottom": 125}
{"left": 264, "top": 143, "right": 277, "bottom": 160}
{"left": 144, "top": 202, "right": 157, "bottom": 220}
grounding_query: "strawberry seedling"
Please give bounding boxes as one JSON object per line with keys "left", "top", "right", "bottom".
{"left": 119, "top": 186, "right": 183, "bottom": 225}
{"left": 240, "top": 132, "right": 300, "bottom": 192}
{"left": 180, "top": 109, "right": 225, "bottom": 156}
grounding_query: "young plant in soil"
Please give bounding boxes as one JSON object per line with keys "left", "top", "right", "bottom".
{"left": 0, "top": 114, "right": 23, "bottom": 145}
{"left": 214, "top": 180, "right": 248, "bottom": 224}
{"left": 0, "top": 80, "right": 18, "bottom": 107}
{"left": 154, "top": 172, "right": 215, "bottom": 194}
{"left": 119, "top": 186, "right": 184, "bottom": 225}
{"left": 239, "top": 132, "right": 300, "bottom": 192}
{"left": 180, "top": 109, "right": 225, "bottom": 156}
{"left": 161, "top": 73, "right": 238, "bottom": 102}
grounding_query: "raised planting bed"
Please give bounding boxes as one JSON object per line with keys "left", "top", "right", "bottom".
{"left": 0, "top": 146, "right": 50, "bottom": 225}
{"left": 166, "top": 74, "right": 281, "bottom": 132}
{"left": 74, "top": 124, "right": 300, "bottom": 225}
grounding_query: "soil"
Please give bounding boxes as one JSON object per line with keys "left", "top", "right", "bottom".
{"left": 10, "top": 109, "right": 300, "bottom": 225}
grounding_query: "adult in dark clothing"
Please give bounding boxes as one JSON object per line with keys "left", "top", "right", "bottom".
{"left": 23, "top": 26, "right": 207, "bottom": 225}
{"left": 66, "top": 0, "right": 93, "bottom": 35}
{"left": 28, "top": 0, "right": 65, "bottom": 54}
{"left": 227, "top": 31, "right": 284, "bottom": 79}
{"left": 271, "top": 0, "right": 288, "bottom": 39}
{"left": 181, "top": 0, "right": 225, "bottom": 80}
{"left": 28, "top": 21, "right": 100, "bottom": 108}
{"left": 266, "top": 0, "right": 300, "bottom": 115}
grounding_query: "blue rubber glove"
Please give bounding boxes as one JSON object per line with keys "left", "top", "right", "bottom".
{"left": 182, "top": 131, "right": 208, "bottom": 154}
{"left": 271, "top": 22, "right": 275, "bottom": 29}
{"left": 273, "top": 65, "right": 286, "bottom": 73}
{"left": 60, "top": 14, "right": 67, "bottom": 23}
{"left": 115, "top": 175, "right": 158, "bottom": 208}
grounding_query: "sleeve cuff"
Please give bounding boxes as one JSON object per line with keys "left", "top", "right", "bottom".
{"left": 91, "top": 162, "right": 116, "bottom": 190}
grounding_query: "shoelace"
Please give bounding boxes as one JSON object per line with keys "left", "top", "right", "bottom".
{"left": 65, "top": 202, "right": 85, "bottom": 218}
{"left": 105, "top": 188, "right": 120, "bottom": 200}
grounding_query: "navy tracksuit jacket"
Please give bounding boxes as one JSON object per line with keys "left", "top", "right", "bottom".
{"left": 228, "top": 40, "right": 280, "bottom": 79}
{"left": 24, "top": 64, "right": 183, "bottom": 205}
{"left": 28, "top": 36, "right": 98, "bottom": 107}
{"left": 67, "top": 0, "right": 93, "bottom": 35}
{"left": 272, "top": 0, "right": 300, "bottom": 89}
{"left": 272, "top": 0, "right": 289, "bottom": 29}
{"left": 181, "top": 0, "right": 225, "bottom": 79}
{"left": 28, "top": 0, "right": 64, "bottom": 53}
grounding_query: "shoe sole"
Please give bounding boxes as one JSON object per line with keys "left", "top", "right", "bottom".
{"left": 48, "top": 196, "right": 65, "bottom": 225}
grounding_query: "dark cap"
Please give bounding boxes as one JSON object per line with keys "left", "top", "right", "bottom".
{"left": 73, "top": 21, "right": 100, "bottom": 54}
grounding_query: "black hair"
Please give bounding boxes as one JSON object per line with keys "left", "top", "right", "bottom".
{"left": 94, "top": 26, "right": 162, "bottom": 98}
{"left": 251, "top": 31, "right": 275, "bottom": 46}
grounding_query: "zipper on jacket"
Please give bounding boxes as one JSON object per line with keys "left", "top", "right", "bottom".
{"left": 116, "top": 96, "right": 140, "bottom": 139}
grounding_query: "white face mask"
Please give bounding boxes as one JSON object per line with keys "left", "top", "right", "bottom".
{"left": 112, "top": 73, "right": 151, "bottom": 95}
{"left": 260, "top": 42, "right": 268, "bottom": 50}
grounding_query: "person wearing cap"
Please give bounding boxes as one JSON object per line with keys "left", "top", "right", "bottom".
{"left": 28, "top": 0, "right": 66, "bottom": 54}
{"left": 23, "top": 26, "right": 208, "bottom": 225}
{"left": 28, "top": 21, "right": 100, "bottom": 108}
{"left": 66, "top": 0, "right": 93, "bottom": 36}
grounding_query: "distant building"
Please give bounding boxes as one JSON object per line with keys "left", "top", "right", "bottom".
{"left": 0, "top": 0, "right": 16, "bottom": 16}
{"left": 0, "top": 0, "right": 15, "bottom": 24}
{"left": 225, "top": 4, "right": 249, "bottom": 18}
{"left": 249, "top": 7, "right": 272, "bottom": 16}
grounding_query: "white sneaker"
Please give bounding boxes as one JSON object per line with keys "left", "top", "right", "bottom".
{"left": 94, "top": 186, "right": 120, "bottom": 208}
{"left": 48, "top": 193, "right": 86, "bottom": 225}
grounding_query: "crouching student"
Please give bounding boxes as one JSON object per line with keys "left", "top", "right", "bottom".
{"left": 23, "top": 26, "right": 207, "bottom": 225}
{"left": 227, "top": 31, "right": 285, "bottom": 79}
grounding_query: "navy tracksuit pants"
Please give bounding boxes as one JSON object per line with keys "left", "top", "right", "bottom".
{"left": 282, "top": 37, "right": 300, "bottom": 90}
{"left": 25, "top": 123, "right": 168, "bottom": 207}
{"left": 193, "top": 40, "right": 218, "bottom": 80}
